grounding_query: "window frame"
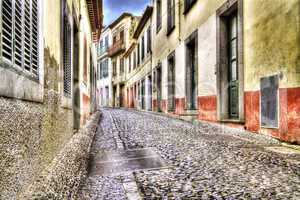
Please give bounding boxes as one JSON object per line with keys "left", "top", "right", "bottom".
{"left": 147, "top": 26, "right": 152, "bottom": 53}
{"left": 62, "top": 3, "right": 73, "bottom": 97}
{"left": 0, "top": 0, "right": 44, "bottom": 102}
{"left": 0, "top": 0, "right": 41, "bottom": 82}
{"left": 167, "top": 0, "right": 176, "bottom": 35}
{"left": 141, "top": 35, "right": 145, "bottom": 61}
{"left": 156, "top": 0, "right": 162, "bottom": 33}
{"left": 184, "top": 0, "right": 197, "bottom": 15}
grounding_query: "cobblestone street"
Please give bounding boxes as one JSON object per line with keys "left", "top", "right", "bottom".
{"left": 77, "top": 108, "right": 300, "bottom": 200}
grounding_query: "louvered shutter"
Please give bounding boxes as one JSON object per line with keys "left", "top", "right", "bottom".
{"left": 1, "top": 0, "right": 39, "bottom": 77}
{"left": 24, "top": 0, "right": 32, "bottom": 72}
{"left": 31, "top": 0, "right": 39, "bottom": 75}
{"left": 14, "top": 0, "right": 24, "bottom": 68}
{"left": 63, "top": 15, "right": 72, "bottom": 96}
{"left": 1, "top": 0, "right": 13, "bottom": 62}
{"left": 147, "top": 26, "right": 151, "bottom": 53}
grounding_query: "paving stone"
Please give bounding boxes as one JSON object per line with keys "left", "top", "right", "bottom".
{"left": 77, "top": 108, "right": 300, "bottom": 200}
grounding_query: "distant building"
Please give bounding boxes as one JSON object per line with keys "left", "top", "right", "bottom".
{"left": 97, "top": 13, "right": 139, "bottom": 107}
{"left": 0, "top": 0, "right": 102, "bottom": 198}
{"left": 97, "top": 27, "right": 112, "bottom": 107}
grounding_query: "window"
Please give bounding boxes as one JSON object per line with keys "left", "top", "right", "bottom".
{"left": 1, "top": 0, "right": 39, "bottom": 78}
{"left": 156, "top": 0, "right": 162, "bottom": 32}
{"left": 97, "top": 62, "right": 100, "bottom": 80}
{"left": 113, "top": 60, "right": 117, "bottom": 76}
{"left": 120, "top": 30, "right": 125, "bottom": 43}
{"left": 105, "top": 36, "right": 109, "bottom": 49}
{"left": 113, "top": 35, "right": 117, "bottom": 44}
{"left": 63, "top": 12, "right": 72, "bottom": 96}
{"left": 141, "top": 36, "right": 145, "bottom": 60}
{"left": 147, "top": 26, "right": 152, "bottom": 53}
{"left": 104, "top": 59, "right": 108, "bottom": 78}
{"left": 120, "top": 58, "right": 124, "bottom": 74}
{"left": 167, "top": 0, "right": 175, "bottom": 34}
{"left": 100, "top": 39, "right": 104, "bottom": 49}
{"left": 100, "top": 59, "right": 108, "bottom": 79}
{"left": 83, "top": 37, "right": 88, "bottom": 83}
{"left": 99, "top": 62, "right": 103, "bottom": 79}
{"left": 133, "top": 51, "right": 137, "bottom": 69}
{"left": 184, "top": 0, "right": 197, "bottom": 14}
{"left": 137, "top": 44, "right": 140, "bottom": 65}
{"left": 129, "top": 55, "right": 132, "bottom": 72}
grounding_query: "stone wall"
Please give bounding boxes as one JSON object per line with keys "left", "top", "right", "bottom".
{"left": 20, "top": 112, "right": 100, "bottom": 199}
{"left": 0, "top": 90, "right": 74, "bottom": 199}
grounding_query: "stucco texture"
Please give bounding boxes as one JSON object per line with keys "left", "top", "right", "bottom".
{"left": 244, "top": 0, "right": 300, "bottom": 91}
{"left": 0, "top": 48, "right": 73, "bottom": 200}
{"left": 0, "top": 89, "right": 74, "bottom": 199}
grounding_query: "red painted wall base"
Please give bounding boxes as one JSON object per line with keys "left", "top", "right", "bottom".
{"left": 198, "top": 96, "right": 217, "bottom": 122}
{"left": 175, "top": 98, "right": 185, "bottom": 115}
{"left": 245, "top": 87, "right": 300, "bottom": 144}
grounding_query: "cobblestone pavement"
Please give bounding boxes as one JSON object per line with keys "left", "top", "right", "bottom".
{"left": 77, "top": 108, "right": 300, "bottom": 200}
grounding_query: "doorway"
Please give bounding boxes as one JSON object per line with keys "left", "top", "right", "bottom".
{"left": 228, "top": 13, "right": 239, "bottom": 118}
{"left": 148, "top": 75, "right": 152, "bottom": 111}
{"left": 73, "top": 20, "right": 80, "bottom": 130}
{"left": 141, "top": 79, "right": 145, "bottom": 110}
{"left": 217, "top": 0, "right": 244, "bottom": 121}
{"left": 120, "top": 84, "right": 126, "bottom": 107}
{"left": 185, "top": 31, "right": 198, "bottom": 110}
{"left": 156, "top": 65, "right": 162, "bottom": 112}
{"left": 113, "top": 85, "right": 117, "bottom": 107}
{"left": 168, "top": 52, "right": 175, "bottom": 111}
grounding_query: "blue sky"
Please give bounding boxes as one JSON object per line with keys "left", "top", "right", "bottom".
{"left": 103, "top": 0, "right": 150, "bottom": 26}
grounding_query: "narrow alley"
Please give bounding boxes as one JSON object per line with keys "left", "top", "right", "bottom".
{"left": 77, "top": 108, "right": 300, "bottom": 200}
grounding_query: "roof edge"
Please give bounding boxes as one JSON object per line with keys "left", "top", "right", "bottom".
{"left": 133, "top": 6, "right": 153, "bottom": 39}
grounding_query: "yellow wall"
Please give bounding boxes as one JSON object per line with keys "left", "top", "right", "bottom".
{"left": 244, "top": 0, "right": 300, "bottom": 91}
{"left": 152, "top": 0, "right": 181, "bottom": 67}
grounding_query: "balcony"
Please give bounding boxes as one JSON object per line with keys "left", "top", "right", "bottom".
{"left": 108, "top": 40, "right": 126, "bottom": 57}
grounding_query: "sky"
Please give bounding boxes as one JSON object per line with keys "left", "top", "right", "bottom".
{"left": 103, "top": 0, "right": 150, "bottom": 26}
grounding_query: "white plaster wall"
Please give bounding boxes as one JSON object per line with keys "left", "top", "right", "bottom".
{"left": 175, "top": 42, "right": 186, "bottom": 98}
{"left": 198, "top": 14, "right": 217, "bottom": 97}
{"left": 151, "top": 0, "right": 180, "bottom": 67}
{"left": 161, "top": 58, "right": 168, "bottom": 100}
{"left": 145, "top": 76, "right": 152, "bottom": 110}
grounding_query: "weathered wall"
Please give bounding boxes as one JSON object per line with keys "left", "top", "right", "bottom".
{"left": 21, "top": 112, "right": 100, "bottom": 199}
{"left": 244, "top": 0, "right": 300, "bottom": 143}
{"left": 0, "top": 53, "right": 74, "bottom": 200}
{"left": 244, "top": 0, "right": 300, "bottom": 91}
{"left": 152, "top": 0, "right": 180, "bottom": 68}
{"left": 0, "top": 0, "right": 99, "bottom": 198}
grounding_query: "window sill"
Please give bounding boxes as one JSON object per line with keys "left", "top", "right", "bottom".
{"left": 220, "top": 119, "right": 245, "bottom": 124}
{"left": 261, "top": 125, "right": 279, "bottom": 129}
{"left": 61, "top": 94, "right": 72, "bottom": 110}
{"left": 0, "top": 65, "right": 44, "bottom": 103}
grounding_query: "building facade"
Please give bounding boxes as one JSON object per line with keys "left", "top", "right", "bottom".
{"left": 0, "top": 0, "right": 102, "bottom": 198}
{"left": 125, "top": 6, "right": 153, "bottom": 111}
{"left": 97, "top": 13, "right": 139, "bottom": 107}
{"left": 98, "top": 0, "right": 300, "bottom": 144}
{"left": 97, "top": 27, "right": 112, "bottom": 107}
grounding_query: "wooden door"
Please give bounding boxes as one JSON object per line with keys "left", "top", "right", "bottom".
{"left": 228, "top": 13, "right": 239, "bottom": 118}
